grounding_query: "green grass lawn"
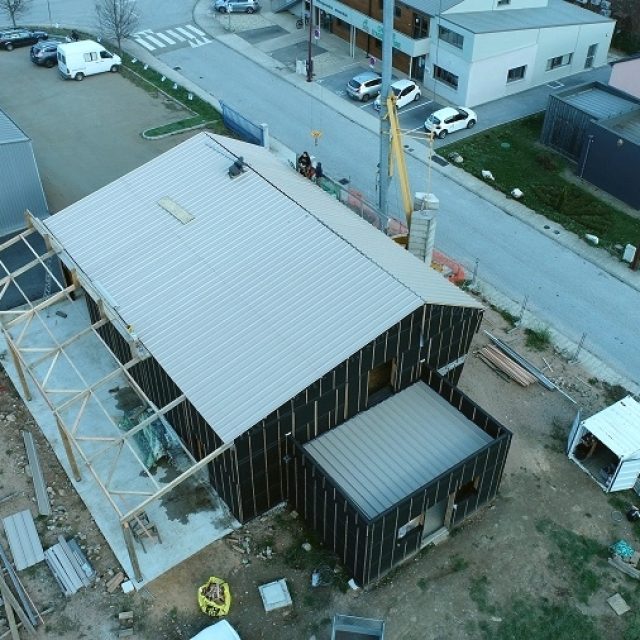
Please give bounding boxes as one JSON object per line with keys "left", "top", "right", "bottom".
{"left": 445, "top": 115, "right": 640, "bottom": 252}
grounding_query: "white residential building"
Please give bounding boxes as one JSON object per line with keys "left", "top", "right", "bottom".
{"left": 315, "top": 0, "right": 614, "bottom": 106}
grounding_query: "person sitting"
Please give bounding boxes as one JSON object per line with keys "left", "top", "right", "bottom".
{"left": 297, "top": 151, "right": 311, "bottom": 176}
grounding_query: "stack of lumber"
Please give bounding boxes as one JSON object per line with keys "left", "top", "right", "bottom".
{"left": 44, "top": 537, "right": 94, "bottom": 596}
{"left": 478, "top": 344, "right": 537, "bottom": 386}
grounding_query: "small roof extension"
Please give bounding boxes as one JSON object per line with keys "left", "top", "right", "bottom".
{"left": 43, "top": 133, "right": 479, "bottom": 444}
{"left": 582, "top": 396, "right": 640, "bottom": 460}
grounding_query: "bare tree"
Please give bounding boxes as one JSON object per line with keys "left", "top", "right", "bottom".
{"left": 95, "top": 0, "right": 139, "bottom": 52}
{"left": 0, "top": 0, "right": 32, "bottom": 28}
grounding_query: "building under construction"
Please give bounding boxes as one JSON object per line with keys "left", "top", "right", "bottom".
{"left": 0, "top": 132, "right": 510, "bottom": 585}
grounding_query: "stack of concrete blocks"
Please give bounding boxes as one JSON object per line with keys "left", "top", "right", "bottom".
{"left": 408, "top": 192, "right": 439, "bottom": 267}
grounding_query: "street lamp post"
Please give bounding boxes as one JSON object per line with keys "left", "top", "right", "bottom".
{"left": 306, "top": 0, "right": 313, "bottom": 82}
{"left": 46, "top": 0, "right": 52, "bottom": 26}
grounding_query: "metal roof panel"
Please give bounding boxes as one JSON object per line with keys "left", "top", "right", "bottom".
{"left": 303, "top": 381, "right": 494, "bottom": 519}
{"left": 582, "top": 396, "right": 640, "bottom": 459}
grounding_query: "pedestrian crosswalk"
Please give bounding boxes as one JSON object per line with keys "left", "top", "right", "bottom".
{"left": 133, "top": 24, "right": 212, "bottom": 52}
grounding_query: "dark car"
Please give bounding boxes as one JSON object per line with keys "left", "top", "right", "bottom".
{"left": 30, "top": 37, "right": 68, "bottom": 67}
{"left": 0, "top": 29, "right": 48, "bottom": 51}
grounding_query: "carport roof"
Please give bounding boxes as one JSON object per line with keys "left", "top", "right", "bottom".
{"left": 444, "top": 0, "right": 612, "bottom": 34}
{"left": 43, "top": 133, "right": 479, "bottom": 444}
{"left": 582, "top": 396, "right": 640, "bottom": 459}
{"left": 303, "top": 381, "right": 494, "bottom": 519}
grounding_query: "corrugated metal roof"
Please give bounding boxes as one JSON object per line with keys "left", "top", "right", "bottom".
{"left": 563, "top": 86, "right": 640, "bottom": 120}
{"left": 0, "top": 109, "right": 28, "bottom": 145}
{"left": 401, "top": 0, "right": 463, "bottom": 17}
{"left": 219, "top": 137, "right": 481, "bottom": 310}
{"left": 0, "top": 108, "right": 48, "bottom": 235}
{"left": 44, "top": 134, "right": 481, "bottom": 444}
{"left": 3, "top": 509, "right": 45, "bottom": 571}
{"left": 303, "top": 381, "right": 493, "bottom": 519}
{"left": 603, "top": 110, "right": 640, "bottom": 145}
{"left": 445, "top": 0, "right": 612, "bottom": 34}
{"left": 582, "top": 396, "right": 640, "bottom": 459}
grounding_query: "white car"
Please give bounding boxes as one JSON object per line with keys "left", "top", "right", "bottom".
{"left": 424, "top": 106, "right": 477, "bottom": 138}
{"left": 190, "top": 620, "right": 241, "bottom": 640}
{"left": 374, "top": 79, "right": 421, "bottom": 111}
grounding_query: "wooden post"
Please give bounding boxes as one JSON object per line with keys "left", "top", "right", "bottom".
{"left": 6, "top": 340, "right": 31, "bottom": 402}
{"left": 122, "top": 521, "right": 143, "bottom": 583}
{"left": 55, "top": 414, "right": 82, "bottom": 482}
{"left": 0, "top": 571, "right": 36, "bottom": 638}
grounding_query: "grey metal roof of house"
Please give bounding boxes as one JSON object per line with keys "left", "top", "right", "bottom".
{"left": 0, "top": 109, "right": 28, "bottom": 145}
{"left": 582, "top": 396, "right": 640, "bottom": 459}
{"left": 44, "top": 133, "right": 479, "bottom": 444}
{"left": 401, "top": 0, "right": 463, "bottom": 18}
{"left": 561, "top": 85, "right": 640, "bottom": 120}
{"left": 303, "top": 381, "right": 494, "bottom": 519}
{"left": 444, "top": 0, "right": 612, "bottom": 34}
{"left": 0, "top": 108, "right": 49, "bottom": 235}
{"left": 602, "top": 110, "right": 640, "bottom": 145}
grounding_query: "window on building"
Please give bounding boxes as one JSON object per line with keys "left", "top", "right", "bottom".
{"left": 507, "top": 65, "right": 526, "bottom": 82}
{"left": 433, "top": 64, "right": 459, "bottom": 89}
{"left": 395, "top": 5, "right": 401, "bottom": 18}
{"left": 412, "top": 13, "right": 429, "bottom": 39}
{"left": 497, "top": 0, "right": 511, "bottom": 5}
{"left": 438, "top": 25, "right": 464, "bottom": 49}
{"left": 397, "top": 515, "right": 424, "bottom": 539}
{"left": 455, "top": 478, "right": 480, "bottom": 504}
{"left": 368, "top": 360, "right": 394, "bottom": 406}
{"left": 585, "top": 43, "right": 598, "bottom": 68}
{"left": 546, "top": 53, "right": 573, "bottom": 71}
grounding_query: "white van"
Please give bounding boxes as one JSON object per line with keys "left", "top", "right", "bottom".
{"left": 57, "top": 40, "right": 121, "bottom": 81}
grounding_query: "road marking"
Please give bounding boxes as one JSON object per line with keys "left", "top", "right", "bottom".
{"left": 402, "top": 102, "right": 425, "bottom": 114}
{"left": 144, "top": 34, "right": 167, "bottom": 48}
{"left": 184, "top": 25, "right": 206, "bottom": 36}
{"left": 176, "top": 27, "right": 195, "bottom": 38}
{"left": 189, "top": 37, "right": 212, "bottom": 48}
{"left": 166, "top": 29, "right": 186, "bottom": 41}
{"left": 155, "top": 33, "right": 176, "bottom": 45}
{"left": 134, "top": 38, "right": 155, "bottom": 51}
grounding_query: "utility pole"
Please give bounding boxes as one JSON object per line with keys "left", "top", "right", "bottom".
{"left": 377, "top": 0, "right": 394, "bottom": 215}
{"left": 306, "top": 0, "right": 314, "bottom": 82}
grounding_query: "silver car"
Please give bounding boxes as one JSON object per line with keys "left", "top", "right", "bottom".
{"left": 214, "top": 0, "right": 260, "bottom": 13}
{"left": 346, "top": 71, "right": 382, "bottom": 102}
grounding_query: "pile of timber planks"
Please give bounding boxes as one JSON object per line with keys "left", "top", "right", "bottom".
{"left": 478, "top": 344, "right": 537, "bottom": 386}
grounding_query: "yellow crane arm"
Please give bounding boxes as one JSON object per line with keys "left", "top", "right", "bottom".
{"left": 387, "top": 95, "right": 414, "bottom": 232}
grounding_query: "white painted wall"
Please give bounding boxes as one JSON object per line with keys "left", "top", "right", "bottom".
{"left": 610, "top": 59, "right": 640, "bottom": 99}
{"left": 433, "top": 20, "right": 613, "bottom": 105}
{"left": 445, "top": 0, "right": 548, "bottom": 13}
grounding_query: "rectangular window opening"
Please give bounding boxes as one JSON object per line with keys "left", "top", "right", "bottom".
{"left": 546, "top": 53, "right": 573, "bottom": 71}
{"left": 507, "top": 65, "right": 526, "bottom": 83}
{"left": 438, "top": 25, "right": 464, "bottom": 49}
{"left": 433, "top": 64, "right": 459, "bottom": 89}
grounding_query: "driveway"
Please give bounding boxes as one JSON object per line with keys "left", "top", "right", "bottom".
{"left": 0, "top": 49, "right": 194, "bottom": 212}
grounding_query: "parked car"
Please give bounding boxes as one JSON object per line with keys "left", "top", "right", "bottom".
{"left": 374, "top": 79, "right": 421, "bottom": 111}
{"left": 0, "top": 28, "right": 48, "bottom": 51}
{"left": 424, "top": 106, "right": 477, "bottom": 138}
{"left": 346, "top": 71, "right": 382, "bottom": 102}
{"left": 30, "top": 37, "right": 68, "bottom": 67}
{"left": 214, "top": 0, "right": 261, "bottom": 13}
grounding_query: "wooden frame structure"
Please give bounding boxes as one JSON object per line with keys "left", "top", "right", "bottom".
{"left": 0, "top": 215, "right": 234, "bottom": 580}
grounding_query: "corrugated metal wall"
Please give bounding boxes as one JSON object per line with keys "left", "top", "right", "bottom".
{"left": 541, "top": 95, "right": 593, "bottom": 161}
{"left": 0, "top": 140, "right": 48, "bottom": 236}
{"left": 288, "top": 369, "right": 511, "bottom": 586}
{"left": 579, "top": 120, "right": 640, "bottom": 209}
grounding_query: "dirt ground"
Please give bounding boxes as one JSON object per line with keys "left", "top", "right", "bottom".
{"left": 0, "top": 301, "right": 636, "bottom": 640}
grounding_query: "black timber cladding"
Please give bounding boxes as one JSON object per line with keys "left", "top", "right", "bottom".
{"left": 288, "top": 369, "right": 511, "bottom": 586}
{"left": 234, "top": 304, "right": 483, "bottom": 522}
{"left": 84, "top": 293, "right": 483, "bottom": 527}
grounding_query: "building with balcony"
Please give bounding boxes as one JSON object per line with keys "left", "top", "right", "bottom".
{"left": 313, "top": 0, "right": 614, "bottom": 106}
